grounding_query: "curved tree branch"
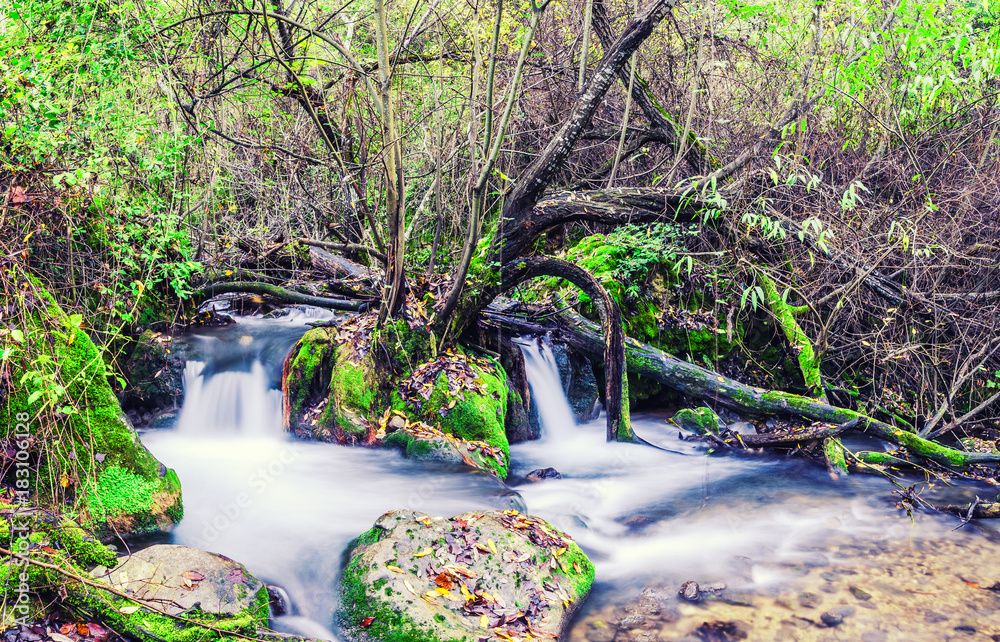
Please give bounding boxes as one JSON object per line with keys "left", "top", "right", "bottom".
{"left": 484, "top": 258, "right": 634, "bottom": 443}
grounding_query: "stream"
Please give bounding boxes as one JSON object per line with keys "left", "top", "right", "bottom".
{"left": 142, "top": 312, "right": 1000, "bottom": 641}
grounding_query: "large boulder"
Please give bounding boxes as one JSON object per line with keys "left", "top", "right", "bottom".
{"left": 67, "top": 544, "right": 269, "bottom": 641}
{"left": 283, "top": 315, "right": 510, "bottom": 477}
{"left": 338, "top": 509, "right": 595, "bottom": 642}
{"left": 0, "top": 278, "right": 182, "bottom": 540}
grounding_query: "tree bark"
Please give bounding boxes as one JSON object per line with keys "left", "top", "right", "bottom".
{"left": 487, "top": 0, "right": 681, "bottom": 266}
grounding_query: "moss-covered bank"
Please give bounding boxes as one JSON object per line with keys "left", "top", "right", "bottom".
{"left": 0, "top": 277, "right": 182, "bottom": 540}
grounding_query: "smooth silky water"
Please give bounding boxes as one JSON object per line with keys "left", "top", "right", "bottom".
{"left": 143, "top": 319, "right": 1000, "bottom": 641}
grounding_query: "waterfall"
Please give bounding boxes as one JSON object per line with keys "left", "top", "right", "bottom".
{"left": 174, "top": 358, "right": 283, "bottom": 438}
{"left": 514, "top": 335, "right": 578, "bottom": 441}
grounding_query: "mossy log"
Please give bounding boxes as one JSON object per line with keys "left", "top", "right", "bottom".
{"left": 553, "top": 311, "right": 1000, "bottom": 469}
{"left": 938, "top": 503, "right": 1000, "bottom": 519}
{"left": 191, "top": 281, "right": 370, "bottom": 311}
{"left": 756, "top": 271, "right": 823, "bottom": 398}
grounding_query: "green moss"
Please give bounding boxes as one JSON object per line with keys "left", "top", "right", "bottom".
{"left": 552, "top": 543, "right": 596, "bottom": 599}
{"left": 66, "top": 586, "right": 269, "bottom": 642}
{"left": 86, "top": 466, "right": 158, "bottom": 524}
{"left": 671, "top": 407, "right": 721, "bottom": 435}
{"left": 0, "top": 277, "right": 182, "bottom": 538}
{"left": 757, "top": 271, "right": 822, "bottom": 396}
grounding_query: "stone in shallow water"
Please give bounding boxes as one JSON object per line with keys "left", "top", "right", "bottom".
{"left": 338, "top": 508, "right": 595, "bottom": 642}
{"left": 679, "top": 580, "right": 701, "bottom": 602}
{"left": 820, "top": 606, "right": 856, "bottom": 627}
{"left": 798, "top": 592, "right": 823, "bottom": 608}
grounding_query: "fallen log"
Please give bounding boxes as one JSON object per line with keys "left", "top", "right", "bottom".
{"left": 306, "top": 245, "right": 379, "bottom": 278}
{"left": 479, "top": 307, "right": 1000, "bottom": 469}
{"left": 734, "top": 418, "right": 860, "bottom": 448}
{"left": 191, "top": 281, "right": 371, "bottom": 311}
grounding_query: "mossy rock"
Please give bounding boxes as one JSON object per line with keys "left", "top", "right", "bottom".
{"left": 671, "top": 407, "right": 722, "bottom": 435}
{"left": 533, "top": 233, "right": 742, "bottom": 365}
{"left": 282, "top": 325, "right": 380, "bottom": 443}
{"left": 382, "top": 422, "right": 508, "bottom": 479}
{"left": 65, "top": 544, "right": 269, "bottom": 642}
{"left": 395, "top": 350, "right": 509, "bottom": 474}
{"left": 0, "top": 277, "right": 182, "bottom": 540}
{"left": 337, "top": 509, "right": 594, "bottom": 642}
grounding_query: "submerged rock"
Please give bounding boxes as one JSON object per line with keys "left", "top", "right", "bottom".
{"left": 338, "top": 509, "right": 595, "bottom": 642}
{"left": 525, "top": 467, "right": 562, "bottom": 482}
{"left": 66, "top": 544, "right": 269, "bottom": 641}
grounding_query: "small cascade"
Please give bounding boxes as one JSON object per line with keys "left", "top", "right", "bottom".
{"left": 514, "top": 335, "right": 577, "bottom": 440}
{"left": 174, "top": 357, "right": 283, "bottom": 438}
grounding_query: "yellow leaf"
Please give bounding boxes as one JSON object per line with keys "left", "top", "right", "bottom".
{"left": 480, "top": 615, "right": 489, "bottom": 628}
{"left": 59, "top": 472, "right": 70, "bottom": 488}
{"left": 386, "top": 565, "right": 404, "bottom": 574}
{"left": 403, "top": 580, "right": 417, "bottom": 596}
{"left": 555, "top": 547, "right": 566, "bottom": 556}
{"left": 414, "top": 548, "right": 433, "bottom": 558}
{"left": 487, "top": 539, "right": 497, "bottom": 555}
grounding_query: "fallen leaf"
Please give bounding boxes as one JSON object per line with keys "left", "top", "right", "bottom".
{"left": 59, "top": 624, "right": 75, "bottom": 636}
{"left": 118, "top": 606, "right": 141, "bottom": 615}
{"left": 182, "top": 571, "right": 206, "bottom": 581}
{"left": 487, "top": 539, "right": 497, "bottom": 555}
{"left": 49, "top": 633, "right": 74, "bottom": 642}
{"left": 359, "top": 617, "right": 376, "bottom": 629}
{"left": 414, "top": 547, "right": 433, "bottom": 558}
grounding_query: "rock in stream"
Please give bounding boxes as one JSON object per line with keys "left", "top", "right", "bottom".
{"left": 338, "top": 509, "right": 595, "bottom": 641}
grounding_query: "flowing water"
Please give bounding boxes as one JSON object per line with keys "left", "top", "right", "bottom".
{"left": 143, "top": 317, "right": 1000, "bottom": 641}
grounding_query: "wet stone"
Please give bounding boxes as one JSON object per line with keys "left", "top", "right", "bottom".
{"left": 619, "top": 614, "right": 647, "bottom": 630}
{"left": 720, "top": 590, "right": 756, "bottom": 607}
{"left": 525, "top": 467, "right": 561, "bottom": 482}
{"left": 585, "top": 623, "right": 616, "bottom": 642}
{"left": 679, "top": 581, "right": 701, "bottom": 602}
{"left": 820, "top": 606, "right": 856, "bottom": 627}
{"left": 924, "top": 610, "right": 949, "bottom": 623}
{"left": 798, "top": 592, "right": 824, "bottom": 608}
{"left": 820, "top": 572, "right": 839, "bottom": 582}
{"left": 849, "top": 586, "right": 873, "bottom": 601}
{"left": 819, "top": 583, "right": 839, "bottom": 594}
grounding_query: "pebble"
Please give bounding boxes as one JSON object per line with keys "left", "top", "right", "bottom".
{"left": 820, "top": 606, "right": 856, "bottom": 627}
{"left": 679, "top": 580, "right": 700, "bottom": 602}
{"left": 798, "top": 592, "right": 824, "bottom": 608}
{"left": 849, "top": 586, "right": 873, "bottom": 601}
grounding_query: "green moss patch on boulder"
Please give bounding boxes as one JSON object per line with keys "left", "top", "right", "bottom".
{"left": 671, "top": 407, "right": 723, "bottom": 435}
{"left": 396, "top": 350, "right": 509, "bottom": 466}
{"left": 65, "top": 544, "right": 269, "bottom": 642}
{"left": 1, "top": 508, "right": 118, "bottom": 627}
{"left": 0, "top": 278, "right": 182, "bottom": 540}
{"left": 382, "top": 420, "right": 507, "bottom": 479}
{"left": 338, "top": 509, "right": 594, "bottom": 642}
{"left": 282, "top": 314, "right": 382, "bottom": 444}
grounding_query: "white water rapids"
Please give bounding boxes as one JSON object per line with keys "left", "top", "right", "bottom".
{"left": 140, "top": 315, "right": 998, "bottom": 640}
